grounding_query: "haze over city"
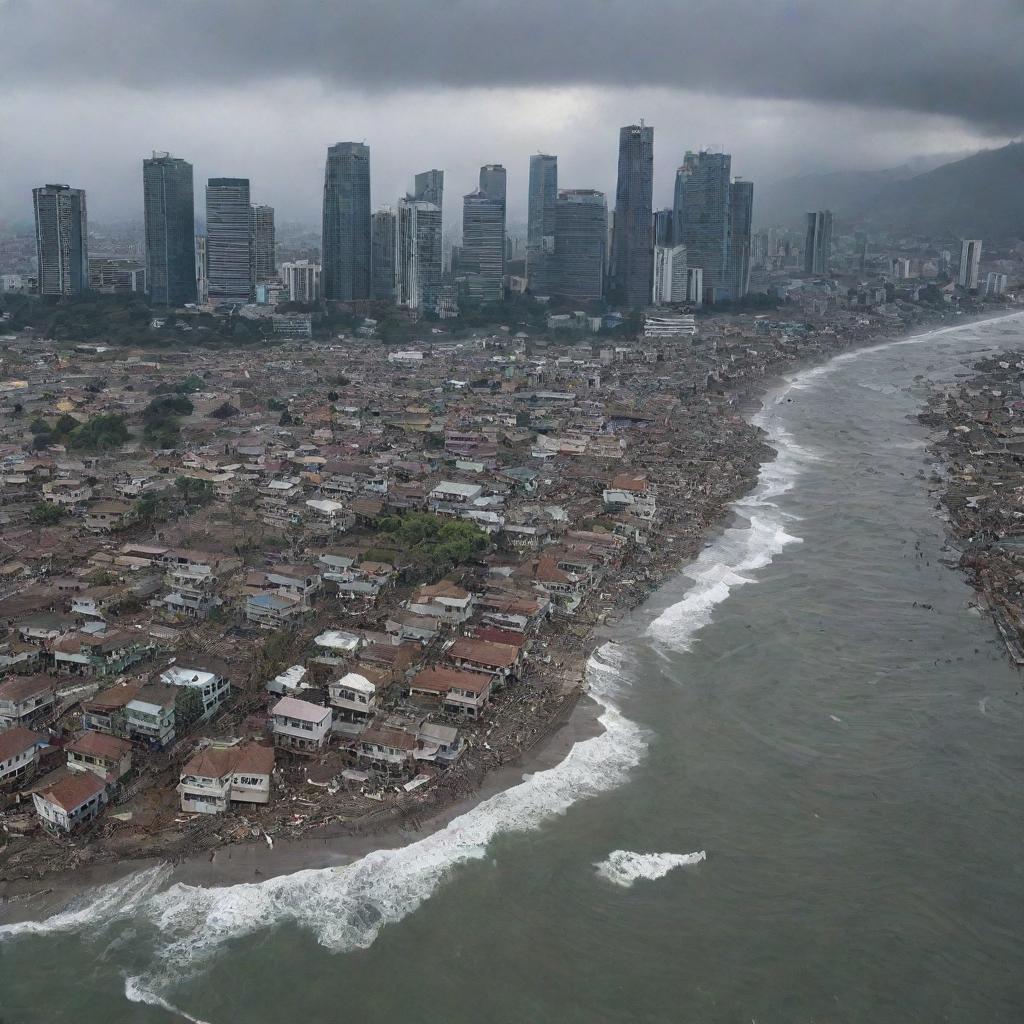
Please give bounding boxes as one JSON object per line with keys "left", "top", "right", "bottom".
{"left": 2, "top": 0, "right": 1021, "bottom": 225}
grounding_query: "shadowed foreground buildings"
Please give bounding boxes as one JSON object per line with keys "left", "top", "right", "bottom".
{"left": 611, "top": 124, "right": 654, "bottom": 308}
{"left": 33, "top": 184, "right": 88, "bottom": 297}
{"left": 322, "top": 142, "right": 371, "bottom": 301}
{"left": 143, "top": 153, "right": 197, "bottom": 307}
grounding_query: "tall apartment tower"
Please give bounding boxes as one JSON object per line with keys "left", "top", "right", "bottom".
{"left": 32, "top": 184, "right": 88, "bottom": 296}
{"left": 462, "top": 164, "right": 507, "bottom": 303}
{"left": 252, "top": 204, "right": 276, "bottom": 281}
{"left": 322, "top": 142, "right": 371, "bottom": 301}
{"left": 674, "top": 150, "right": 731, "bottom": 303}
{"left": 143, "top": 153, "right": 197, "bottom": 306}
{"left": 804, "top": 210, "right": 834, "bottom": 276}
{"left": 281, "top": 260, "right": 321, "bottom": 303}
{"left": 726, "top": 178, "right": 754, "bottom": 300}
{"left": 206, "top": 178, "right": 253, "bottom": 304}
{"left": 527, "top": 153, "right": 558, "bottom": 294}
{"left": 958, "top": 239, "right": 982, "bottom": 290}
{"left": 652, "top": 244, "right": 689, "bottom": 305}
{"left": 414, "top": 169, "right": 444, "bottom": 208}
{"left": 611, "top": 123, "right": 654, "bottom": 308}
{"left": 553, "top": 189, "right": 606, "bottom": 304}
{"left": 370, "top": 207, "right": 397, "bottom": 302}
{"left": 396, "top": 197, "right": 443, "bottom": 314}
{"left": 654, "top": 208, "right": 674, "bottom": 247}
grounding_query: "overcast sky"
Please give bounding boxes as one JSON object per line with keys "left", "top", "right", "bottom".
{"left": 1, "top": 0, "right": 1019, "bottom": 230}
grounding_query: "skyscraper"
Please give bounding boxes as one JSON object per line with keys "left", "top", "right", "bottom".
{"left": 726, "top": 179, "right": 754, "bottom": 300}
{"left": 958, "top": 239, "right": 982, "bottom": 289}
{"left": 652, "top": 244, "right": 688, "bottom": 305}
{"left": 654, "top": 208, "right": 674, "bottom": 247}
{"left": 322, "top": 142, "right": 371, "bottom": 301}
{"left": 462, "top": 164, "right": 506, "bottom": 303}
{"left": 674, "top": 150, "right": 731, "bottom": 302}
{"left": 553, "top": 189, "right": 606, "bottom": 304}
{"left": 281, "top": 260, "right": 321, "bottom": 303}
{"left": 414, "top": 169, "right": 444, "bottom": 208}
{"left": 611, "top": 123, "right": 654, "bottom": 307}
{"left": 804, "top": 210, "right": 834, "bottom": 276}
{"left": 143, "top": 153, "right": 197, "bottom": 306}
{"left": 206, "top": 178, "right": 253, "bottom": 304}
{"left": 370, "top": 207, "right": 397, "bottom": 302}
{"left": 32, "top": 184, "right": 88, "bottom": 296}
{"left": 396, "top": 197, "right": 443, "bottom": 314}
{"left": 527, "top": 153, "right": 558, "bottom": 294}
{"left": 252, "top": 204, "right": 276, "bottom": 281}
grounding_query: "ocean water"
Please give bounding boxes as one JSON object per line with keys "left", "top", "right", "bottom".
{"left": 3, "top": 314, "right": 1024, "bottom": 1022}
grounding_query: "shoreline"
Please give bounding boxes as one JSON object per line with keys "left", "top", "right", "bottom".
{"left": 1, "top": 305, "right": 1019, "bottom": 923}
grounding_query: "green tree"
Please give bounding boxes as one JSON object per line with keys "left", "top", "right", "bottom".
{"left": 68, "top": 414, "right": 130, "bottom": 451}
{"left": 175, "top": 476, "right": 215, "bottom": 506}
{"left": 29, "top": 502, "right": 64, "bottom": 525}
{"left": 174, "top": 686, "right": 205, "bottom": 731}
{"left": 29, "top": 417, "right": 50, "bottom": 435}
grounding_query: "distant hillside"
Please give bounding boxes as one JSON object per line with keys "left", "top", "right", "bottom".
{"left": 756, "top": 144, "right": 1024, "bottom": 241}
{"left": 756, "top": 153, "right": 960, "bottom": 230}
{"left": 855, "top": 143, "right": 1024, "bottom": 240}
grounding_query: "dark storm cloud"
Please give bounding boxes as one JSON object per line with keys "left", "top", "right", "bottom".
{"left": 3, "top": 0, "right": 1023, "bottom": 133}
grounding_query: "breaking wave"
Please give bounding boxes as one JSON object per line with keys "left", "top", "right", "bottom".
{"left": 595, "top": 849, "right": 707, "bottom": 887}
{"left": 0, "top": 642, "right": 648, "bottom": 1007}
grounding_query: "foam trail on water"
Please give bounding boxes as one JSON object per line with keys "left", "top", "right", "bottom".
{"left": 0, "top": 864, "right": 173, "bottom": 939}
{"left": 124, "top": 977, "right": 213, "bottom": 1024}
{"left": 595, "top": 849, "right": 706, "bottom": 887}
{"left": 2, "top": 643, "right": 647, "bottom": 1009}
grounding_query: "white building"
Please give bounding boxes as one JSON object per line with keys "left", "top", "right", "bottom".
{"left": 177, "top": 741, "right": 274, "bottom": 814}
{"left": 33, "top": 771, "right": 108, "bottom": 833}
{"left": 643, "top": 313, "right": 697, "bottom": 338}
{"left": 652, "top": 244, "right": 688, "bottom": 305}
{"left": 985, "top": 272, "right": 1009, "bottom": 296}
{"left": 159, "top": 665, "right": 231, "bottom": 720}
{"left": 328, "top": 671, "right": 378, "bottom": 724}
{"left": 271, "top": 696, "right": 332, "bottom": 754}
{"left": 281, "top": 260, "right": 321, "bottom": 302}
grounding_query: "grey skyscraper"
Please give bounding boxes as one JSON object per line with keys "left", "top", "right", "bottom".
{"left": 32, "top": 184, "right": 88, "bottom": 296}
{"left": 726, "top": 179, "right": 754, "bottom": 300}
{"left": 322, "top": 142, "right": 371, "bottom": 301}
{"left": 553, "top": 189, "right": 606, "bottom": 304}
{"left": 611, "top": 123, "right": 654, "bottom": 308}
{"left": 370, "top": 207, "right": 397, "bottom": 302}
{"left": 143, "top": 153, "right": 196, "bottom": 306}
{"left": 804, "top": 210, "right": 833, "bottom": 276}
{"left": 206, "top": 178, "right": 252, "bottom": 304}
{"left": 527, "top": 154, "right": 557, "bottom": 294}
{"left": 654, "top": 208, "right": 674, "bottom": 247}
{"left": 252, "top": 204, "right": 276, "bottom": 281}
{"left": 396, "top": 197, "right": 443, "bottom": 314}
{"left": 958, "top": 239, "right": 982, "bottom": 289}
{"left": 462, "top": 164, "right": 506, "bottom": 303}
{"left": 674, "top": 150, "right": 731, "bottom": 302}
{"left": 414, "top": 169, "right": 444, "bottom": 208}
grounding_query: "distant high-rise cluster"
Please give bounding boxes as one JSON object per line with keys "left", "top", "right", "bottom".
{"left": 30, "top": 122, "right": 768, "bottom": 313}
{"left": 33, "top": 184, "right": 88, "bottom": 296}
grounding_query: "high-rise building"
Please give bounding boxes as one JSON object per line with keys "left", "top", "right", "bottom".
{"left": 414, "top": 169, "right": 444, "bottom": 208}
{"left": 143, "top": 153, "right": 197, "bottom": 306}
{"left": 371, "top": 207, "right": 397, "bottom": 303}
{"left": 206, "top": 178, "right": 253, "bottom": 304}
{"left": 804, "top": 210, "right": 834, "bottom": 276}
{"left": 281, "top": 260, "right": 321, "bottom": 303}
{"left": 88, "top": 256, "right": 146, "bottom": 295}
{"left": 396, "top": 197, "right": 443, "bottom": 314}
{"left": 252, "top": 204, "right": 276, "bottom": 281}
{"left": 527, "top": 154, "right": 558, "bottom": 294}
{"left": 652, "top": 244, "right": 688, "bottom": 305}
{"left": 674, "top": 150, "right": 731, "bottom": 302}
{"left": 654, "top": 208, "right": 674, "bottom": 247}
{"left": 958, "top": 239, "right": 982, "bottom": 290}
{"left": 611, "top": 123, "right": 654, "bottom": 308}
{"left": 553, "top": 189, "right": 606, "bottom": 304}
{"left": 195, "top": 235, "right": 208, "bottom": 304}
{"left": 322, "top": 142, "right": 371, "bottom": 301}
{"left": 462, "top": 164, "right": 506, "bottom": 303}
{"left": 32, "top": 184, "right": 88, "bottom": 296}
{"left": 726, "top": 179, "right": 754, "bottom": 300}
{"left": 686, "top": 267, "right": 704, "bottom": 306}
{"left": 985, "top": 271, "right": 1008, "bottom": 296}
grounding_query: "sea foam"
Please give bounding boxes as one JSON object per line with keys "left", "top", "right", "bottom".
{"left": 595, "top": 849, "right": 706, "bottom": 887}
